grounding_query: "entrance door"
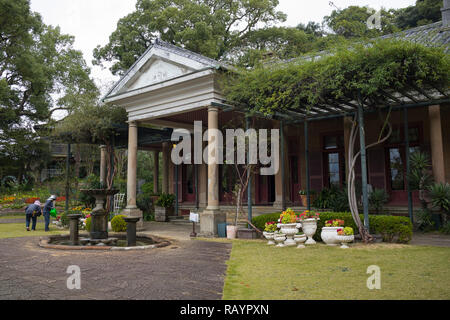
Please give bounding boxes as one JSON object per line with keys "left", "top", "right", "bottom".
{"left": 290, "top": 155, "right": 301, "bottom": 204}
{"left": 256, "top": 174, "right": 275, "bottom": 205}
{"left": 182, "top": 164, "right": 195, "bottom": 203}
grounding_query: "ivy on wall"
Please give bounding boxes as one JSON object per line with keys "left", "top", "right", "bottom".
{"left": 223, "top": 39, "right": 450, "bottom": 115}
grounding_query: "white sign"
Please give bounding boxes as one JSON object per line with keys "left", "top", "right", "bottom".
{"left": 189, "top": 212, "right": 199, "bottom": 223}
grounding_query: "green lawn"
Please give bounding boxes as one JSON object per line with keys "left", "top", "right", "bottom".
{"left": 0, "top": 215, "right": 43, "bottom": 220}
{"left": 222, "top": 240, "right": 450, "bottom": 300}
{"left": 0, "top": 223, "right": 66, "bottom": 239}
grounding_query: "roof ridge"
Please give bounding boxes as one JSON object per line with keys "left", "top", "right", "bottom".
{"left": 154, "top": 38, "right": 222, "bottom": 67}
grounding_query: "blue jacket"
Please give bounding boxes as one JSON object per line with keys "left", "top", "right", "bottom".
{"left": 43, "top": 199, "right": 54, "bottom": 215}
{"left": 25, "top": 204, "right": 42, "bottom": 216}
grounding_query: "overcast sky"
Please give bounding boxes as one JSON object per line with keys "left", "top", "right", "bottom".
{"left": 29, "top": 0, "right": 417, "bottom": 88}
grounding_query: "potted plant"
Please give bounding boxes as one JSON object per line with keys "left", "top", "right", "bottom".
{"left": 298, "top": 190, "right": 316, "bottom": 207}
{"left": 294, "top": 231, "right": 306, "bottom": 248}
{"left": 321, "top": 219, "right": 345, "bottom": 246}
{"left": 297, "top": 210, "right": 320, "bottom": 244}
{"left": 336, "top": 226, "right": 355, "bottom": 248}
{"left": 154, "top": 193, "right": 175, "bottom": 222}
{"left": 263, "top": 221, "right": 278, "bottom": 245}
{"left": 278, "top": 208, "right": 299, "bottom": 246}
{"left": 428, "top": 182, "right": 450, "bottom": 227}
{"left": 273, "top": 231, "right": 286, "bottom": 247}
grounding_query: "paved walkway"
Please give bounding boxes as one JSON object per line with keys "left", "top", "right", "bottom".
{"left": 410, "top": 232, "right": 450, "bottom": 247}
{"left": 0, "top": 223, "right": 231, "bottom": 300}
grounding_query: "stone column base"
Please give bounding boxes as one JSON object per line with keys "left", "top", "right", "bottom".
{"left": 121, "top": 207, "right": 144, "bottom": 231}
{"left": 199, "top": 209, "right": 226, "bottom": 237}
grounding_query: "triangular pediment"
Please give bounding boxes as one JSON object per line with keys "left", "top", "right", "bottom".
{"left": 105, "top": 40, "right": 223, "bottom": 98}
{"left": 126, "top": 57, "right": 193, "bottom": 91}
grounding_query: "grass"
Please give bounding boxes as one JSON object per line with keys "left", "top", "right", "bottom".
{"left": 222, "top": 240, "right": 450, "bottom": 300}
{"left": 0, "top": 223, "right": 66, "bottom": 239}
{"left": 0, "top": 215, "right": 44, "bottom": 220}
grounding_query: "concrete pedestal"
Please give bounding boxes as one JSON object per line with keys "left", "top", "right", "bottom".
{"left": 121, "top": 207, "right": 144, "bottom": 231}
{"left": 199, "top": 209, "right": 226, "bottom": 237}
{"left": 68, "top": 214, "right": 82, "bottom": 245}
{"left": 124, "top": 216, "right": 140, "bottom": 247}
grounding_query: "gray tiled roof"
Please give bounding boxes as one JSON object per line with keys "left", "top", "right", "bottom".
{"left": 381, "top": 21, "right": 450, "bottom": 53}
{"left": 153, "top": 38, "right": 226, "bottom": 68}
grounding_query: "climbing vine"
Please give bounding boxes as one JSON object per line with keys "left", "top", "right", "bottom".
{"left": 223, "top": 39, "right": 449, "bottom": 242}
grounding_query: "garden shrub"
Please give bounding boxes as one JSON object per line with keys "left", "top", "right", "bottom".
{"left": 252, "top": 211, "right": 413, "bottom": 243}
{"left": 137, "top": 193, "right": 152, "bottom": 215}
{"left": 85, "top": 216, "right": 91, "bottom": 232}
{"left": 440, "top": 221, "right": 450, "bottom": 235}
{"left": 111, "top": 215, "right": 127, "bottom": 232}
{"left": 155, "top": 193, "right": 175, "bottom": 208}
{"left": 60, "top": 211, "right": 69, "bottom": 227}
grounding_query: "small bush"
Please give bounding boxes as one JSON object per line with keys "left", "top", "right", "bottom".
{"left": 369, "top": 189, "right": 389, "bottom": 214}
{"left": 111, "top": 215, "right": 127, "bottom": 232}
{"left": 60, "top": 211, "right": 69, "bottom": 227}
{"left": 252, "top": 211, "right": 413, "bottom": 243}
{"left": 140, "top": 182, "right": 154, "bottom": 195}
{"left": 85, "top": 216, "right": 91, "bottom": 232}
{"left": 155, "top": 193, "right": 175, "bottom": 208}
{"left": 137, "top": 193, "right": 152, "bottom": 214}
{"left": 440, "top": 221, "right": 450, "bottom": 235}
{"left": 416, "top": 209, "right": 435, "bottom": 232}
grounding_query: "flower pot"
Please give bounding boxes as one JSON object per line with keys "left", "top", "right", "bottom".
{"left": 154, "top": 206, "right": 174, "bottom": 222}
{"left": 321, "top": 227, "right": 342, "bottom": 246}
{"left": 301, "top": 218, "right": 319, "bottom": 244}
{"left": 279, "top": 223, "right": 298, "bottom": 246}
{"left": 226, "top": 225, "right": 238, "bottom": 239}
{"left": 273, "top": 234, "right": 286, "bottom": 247}
{"left": 263, "top": 232, "right": 275, "bottom": 245}
{"left": 294, "top": 234, "right": 307, "bottom": 248}
{"left": 336, "top": 235, "right": 354, "bottom": 248}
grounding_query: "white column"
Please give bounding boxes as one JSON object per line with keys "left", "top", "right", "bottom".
{"left": 126, "top": 121, "right": 138, "bottom": 208}
{"left": 99, "top": 145, "right": 106, "bottom": 186}
{"left": 429, "top": 105, "right": 446, "bottom": 183}
{"left": 207, "top": 106, "right": 220, "bottom": 210}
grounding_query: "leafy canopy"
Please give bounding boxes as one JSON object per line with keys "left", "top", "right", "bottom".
{"left": 0, "top": 0, "right": 98, "bottom": 181}
{"left": 92, "top": 0, "right": 286, "bottom": 75}
{"left": 223, "top": 39, "right": 450, "bottom": 115}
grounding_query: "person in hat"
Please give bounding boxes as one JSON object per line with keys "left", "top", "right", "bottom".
{"left": 25, "top": 200, "right": 42, "bottom": 231}
{"left": 43, "top": 195, "right": 57, "bottom": 232}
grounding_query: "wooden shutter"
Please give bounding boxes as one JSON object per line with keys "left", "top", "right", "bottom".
{"left": 368, "top": 147, "right": 385, "bottom": 189}
{"left": 309, "top": 151, "right": 323, "bottom": 191}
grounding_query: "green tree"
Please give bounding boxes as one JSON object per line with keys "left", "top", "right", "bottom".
{"left": 324, "top": 6, "right": 399, "bottom": 38}
{"left": 53, "top": 103, "right": 127, "bottom": 190}
{"left": 93, "top": 0, "right": 286, "bottom": 75}
{"left": 0, "top": 0, "right": 97, "bottom": 184}
{"left": 394, "top": 0, "right": 443, "bottom": 29}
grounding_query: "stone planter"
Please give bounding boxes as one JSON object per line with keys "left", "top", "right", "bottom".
{"left": 154, "top": 206, "right": 174, "bottom": 222}
{"left": 227, "top": 225, "right": 238, "bottom": 239}
{"left": 294, "top": 234, "right": 307, "bottom": 248}
{"left": 321, "top": 227, "right": 342, "bottom": 246}
{"left": 80, "top": 189, "right": 118, "bottom": 240}
{"left": 301, "top": 218, "right": 319, "bottom": 244}
{"left": 273, "top": 233, "right": 286, "bottom": 247}
{"left": 279, "top": 223, "right": 298, "bottom": 246}
{"left": 336, "top": 234, "right": 354, "bottom": 248}
{"left": 263, "top": 232, "right": 275, "bottom": 245}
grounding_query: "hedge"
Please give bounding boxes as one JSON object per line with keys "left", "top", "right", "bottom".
{"left": 111, "top": 215, "right": 127, "bottom": 232}
{"left": 252, "top": 212, "right": 413, "bottom": 243}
